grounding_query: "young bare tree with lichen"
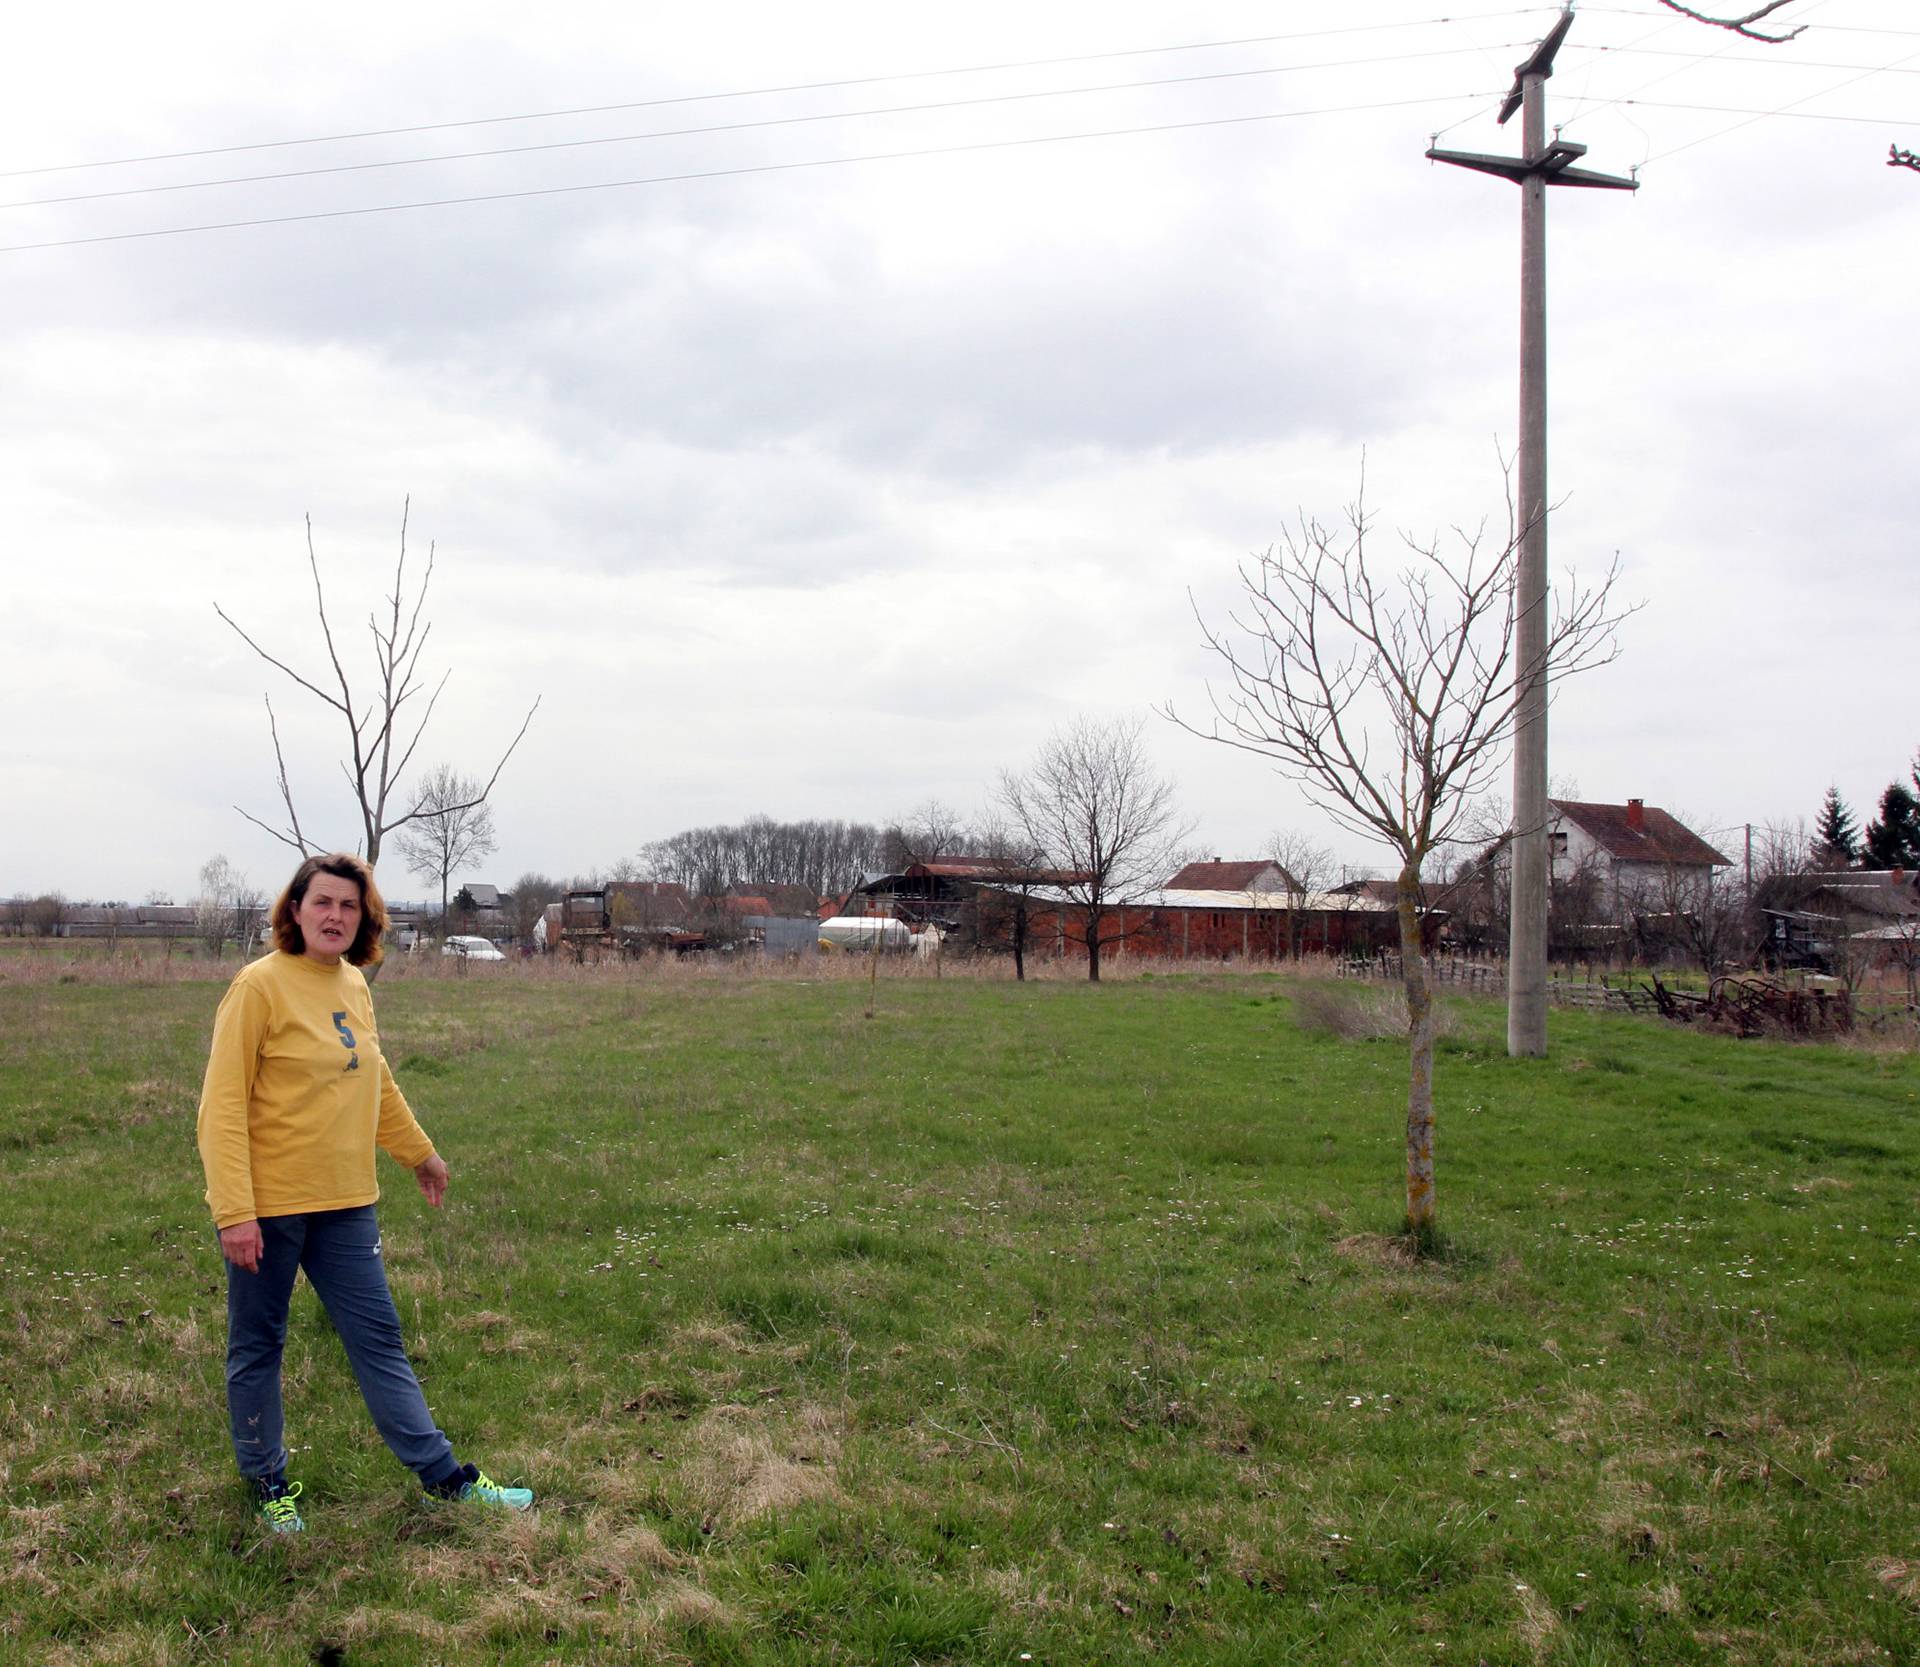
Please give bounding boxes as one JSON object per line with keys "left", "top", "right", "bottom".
{"left": 1170, "top": 485, "right": 1627, "bottom": 1240}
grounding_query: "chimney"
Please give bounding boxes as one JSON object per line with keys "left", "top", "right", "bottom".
{"left": 1626, "top": 798, "right": 1645, "bottom": 832}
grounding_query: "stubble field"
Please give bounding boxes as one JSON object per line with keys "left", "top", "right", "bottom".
{"left": 2, "top": 959, "right": 1917, "bottom": 1665}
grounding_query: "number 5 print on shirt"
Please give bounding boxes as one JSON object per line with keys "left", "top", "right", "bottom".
{"left": 332, "top": 1011, "right": 361, "bottom": 1072}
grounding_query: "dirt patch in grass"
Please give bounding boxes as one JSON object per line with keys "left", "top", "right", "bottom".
{"left": 1332, "top": 1232, "right": 1424, "bottom": 1269}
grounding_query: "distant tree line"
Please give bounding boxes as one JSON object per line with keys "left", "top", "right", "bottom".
{"left": 627, "top": 817, "right": 892, "bottom": 899}
{"left": 615, "top": 806, "right": 1003, "bottom": 902}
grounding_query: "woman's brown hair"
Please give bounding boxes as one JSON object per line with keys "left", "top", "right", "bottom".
{"left": 270, "top": 853, "right": 388, "bottom": 967}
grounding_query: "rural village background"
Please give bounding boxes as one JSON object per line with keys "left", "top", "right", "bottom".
{"left": 4, "top": 0, "right": 1916, "bottom": 956}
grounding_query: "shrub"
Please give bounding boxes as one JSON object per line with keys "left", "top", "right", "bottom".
{"left": 1289, "top": 980, "right": 1452, "bottom": 1042}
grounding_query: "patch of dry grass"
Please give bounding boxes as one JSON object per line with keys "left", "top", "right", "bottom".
{"left": 679, "top": 1402, "right": 841, "bottom": 1527}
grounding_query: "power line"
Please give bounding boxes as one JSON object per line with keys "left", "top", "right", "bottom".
{"left": 1561, "top": 94, "right": 1917, "bottom": 124}
{"left": 1640, "top": 45, "right": 1920, "bottom": 165}
{"left": 1600, "top": 43, "right": 1920, "bottom": 74}
{"left": 0, "top": 92, "right": 1492, "bottom": 256}
{"left": 0, "top": 43, "right": 1525, "bottom": 213}
{"left": 2, "top": 9, "right": 1557, "bottom": 180}
{"left": 1555, "top": 9, "right": 1769, "bottom": 132}
{"left": 1550, "top": 2, "right": 1702, "bottom": 141}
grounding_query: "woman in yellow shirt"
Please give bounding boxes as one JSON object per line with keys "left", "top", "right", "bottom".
{"left": 197, "top": 852, "right": 533, "bottom": 1533}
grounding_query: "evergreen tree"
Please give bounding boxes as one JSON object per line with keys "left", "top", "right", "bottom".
{"left": 1862, "top": 781, "right": 1920, "bottom": 870}
{"left": 1811, "top": 785, "right": 1859, "bottom": 867}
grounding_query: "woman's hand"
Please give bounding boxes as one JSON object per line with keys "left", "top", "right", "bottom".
{"left": 414, "top": 1153, "right": 450, "bottom": 1208}
{"left": 220, "top": 1220, "right": 264, "bottom": 1274}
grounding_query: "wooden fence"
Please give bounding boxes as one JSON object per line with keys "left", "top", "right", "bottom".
{"left": 1335, "top": 956, "right": 1665, "bottom": 1015}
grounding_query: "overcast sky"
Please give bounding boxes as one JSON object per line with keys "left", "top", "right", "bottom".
{"left": 3, "top": 1, "right": 1914, "bottom": 904}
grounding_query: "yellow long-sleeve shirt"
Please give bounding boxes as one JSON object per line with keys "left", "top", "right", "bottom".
{"left": 196, "top": 951, "right": 435, "bottom": 1229}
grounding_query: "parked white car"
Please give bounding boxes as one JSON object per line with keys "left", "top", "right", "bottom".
{"left": 441, "top": 934, "right": 507, "bottom": 962}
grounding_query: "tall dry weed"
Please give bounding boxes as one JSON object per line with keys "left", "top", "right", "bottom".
{"left": 1290, "top": 980, "right": 1454, "bottom": 1042}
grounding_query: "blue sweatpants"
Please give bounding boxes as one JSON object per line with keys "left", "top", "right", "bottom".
{"left": 225, "top": 1205, "right": 459, "bottom": 1489}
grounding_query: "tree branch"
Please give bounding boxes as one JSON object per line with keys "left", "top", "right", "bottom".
{"left": 214, "top": 602, "right": 347, "bottom": 714}
{"left": 264, "top": 694, "right": 313, "bottom": 857}
{"left": 1652, "top": 0, "right": 1805, "bottom": 42}
{"left": 377, "top": 695, "right": 542, "bottom": 839}
{"left": 233, "top": 804, "right": 312, "bottom": 858}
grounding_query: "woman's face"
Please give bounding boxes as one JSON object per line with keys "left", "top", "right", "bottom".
{"left": 295, "top": 872, "right": 363, "bottom": 965}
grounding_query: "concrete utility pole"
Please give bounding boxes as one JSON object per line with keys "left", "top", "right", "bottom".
{"left": 1427, "top": 7, "right": 1636, "bottom": 1058}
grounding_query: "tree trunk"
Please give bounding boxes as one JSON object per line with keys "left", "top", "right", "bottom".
{"left": 1397, "top": 861, "right": 1436, "bottom": 1237}
{"left": 1086, "top": 906, "right": 1102, "bottom": 983}
{"left": 1013, "top": 900, "right": 1027, "bottom": 982}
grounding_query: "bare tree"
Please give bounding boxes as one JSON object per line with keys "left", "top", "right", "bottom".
{"left": 1880, "top": 912, "right": 1920, "bottom": 1012}
{"left": 1266, "top": 830, "right": 1335, "bottom": 959}
{"left": 1751, "top": 818, "right": 1811, "bottom": 885}
{"left": 195, "top": 855, "right": 260, "bottom": 958}
{"left": 216, "top": 501, "right": 536, "bottom": 870}
{"left": 1170, "top": 485, "right": 1626, "bottom": 1238}
{"left": 1000, "top": 715, "right": 1191, "bottom": 983}
{"left": 507, "top": 872, "right": 561, "bottom": 948}
{"left": 395, "top": 763, "right": 500, "bottom": 925}
{"left": 1651, "top": 1, "right": 1804, "bottom": 42}
{"left": 141, "top": 890, "right": 184, "bottom": 961}
{"left": 235, "top": 876, "right": 266, "bottom": 956}
{"left": 1631, "top": 861, "right": 1747, "bottom": 976}
{"left": 881, "top": 798, "right": 975, "bottom": 871}
{"left": 26, "top": 894, "right": 68, "bottom": 938}
{"left": 972, "top": 816, "right": 1054, "bottom": 981}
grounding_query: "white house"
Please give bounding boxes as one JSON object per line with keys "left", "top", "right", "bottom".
{"left": 1547, "top": 798, "right": 1731, "bottom": 908}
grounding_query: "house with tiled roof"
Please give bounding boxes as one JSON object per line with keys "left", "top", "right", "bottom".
{"left": 1547, "top": 799, "right": 1730, "bottom": 908}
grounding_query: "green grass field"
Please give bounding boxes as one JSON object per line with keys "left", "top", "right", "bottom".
{"left": 3, "top": 965, "right": 1917, "bottom": 1665}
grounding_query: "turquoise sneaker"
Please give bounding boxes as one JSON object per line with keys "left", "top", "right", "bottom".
{"left": 429, "top": 1461, "right": 534, "bottom": 1511}
{"left": 253, "top": 1478, "right": 305, "bottom": 1535}
{"left": 461, "top": 1468, "right": 534, "bottom": 1511}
